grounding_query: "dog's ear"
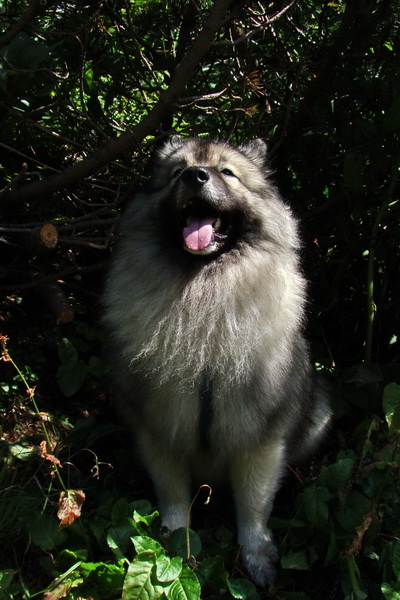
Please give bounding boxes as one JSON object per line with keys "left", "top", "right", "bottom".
{"left": 158, "top": 135, "right": 186, "bottom": 159}
{"left": 168, "top": 134, "right": 184, "bottom": 147}
{"left": 238, "top": 139, "right": 268, "bottom": 168}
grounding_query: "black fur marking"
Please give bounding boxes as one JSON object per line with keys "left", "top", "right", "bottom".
{"left": 199, "top": 374, "right": 213, "bottom": 448}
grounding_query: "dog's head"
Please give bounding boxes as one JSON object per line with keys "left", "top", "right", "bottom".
{"left": 150, "top": 137, "right": 275, "bottom": 257}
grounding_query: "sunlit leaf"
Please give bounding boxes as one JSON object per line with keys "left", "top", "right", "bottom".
{"left": 165, "top": 564, "right": 201, "bottom": 600}
{"left": 57, "top": 490, "right": 85, "bottom": 527}
{"left": 122, "top": 556, "right": 163, "bottom": 600}
{"left": 155, "top": 555, "right": 182, "bottom": 583}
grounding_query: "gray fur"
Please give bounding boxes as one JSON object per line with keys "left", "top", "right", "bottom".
{"left": 102, "top": 137, "right": 331, "bottom": 587}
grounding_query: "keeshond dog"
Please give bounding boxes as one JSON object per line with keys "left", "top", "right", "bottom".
{"left": 102, "top": 136, "right": 330, "bottom": 587}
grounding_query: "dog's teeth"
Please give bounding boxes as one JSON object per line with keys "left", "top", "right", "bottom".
{"left": 214, "top": 218, "right": 221, "bottom": 230}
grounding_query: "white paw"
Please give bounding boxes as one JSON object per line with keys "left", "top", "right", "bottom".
{"left": 241, "top": 536, "right": 279, "bottom": 588}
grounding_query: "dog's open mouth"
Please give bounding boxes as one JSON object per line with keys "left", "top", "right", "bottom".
{"left": 181, "top": 201, "right": 229, "bottom": 255}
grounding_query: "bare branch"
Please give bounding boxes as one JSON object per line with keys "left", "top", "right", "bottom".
{"left": 0, "top": 0, "right": 41, "bottom": 48}
{"left": 1, "top": 0, "right": 235, "bottom": 206}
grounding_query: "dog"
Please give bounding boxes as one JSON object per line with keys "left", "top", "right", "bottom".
{"left": 102, "top": 136, "right": 330, "bottom": 586}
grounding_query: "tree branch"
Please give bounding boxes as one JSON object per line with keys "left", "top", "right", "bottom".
{"left": 1, "top": 0, "right": 234, "bottom": 205}
{"left": 0, "top": 0, "right": 41, "bottom": 48}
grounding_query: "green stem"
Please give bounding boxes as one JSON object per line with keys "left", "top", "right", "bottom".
{"left": 185, "top": 485, "right": 212, "bottom": 561}
{"left": 1, "top": 337, "right": 66, "bottom": 492}
{"left": 345, "top": 554, "right": 360, "bottom": 594}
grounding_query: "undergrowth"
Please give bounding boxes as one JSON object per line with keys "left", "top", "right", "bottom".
{"left": 1, "top": 329, "right": 400, "bottom": 600}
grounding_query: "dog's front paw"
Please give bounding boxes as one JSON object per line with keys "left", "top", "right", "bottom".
{"left": 241, "top": 536, "right": 279, "bottom": 588}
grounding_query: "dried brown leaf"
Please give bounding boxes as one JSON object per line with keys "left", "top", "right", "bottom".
{"left": 57, "top": 489, "right": 86, "bottom": 527}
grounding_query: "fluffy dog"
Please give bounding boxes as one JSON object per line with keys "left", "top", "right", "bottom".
{"left": 102, "top": 137, "right": 330, "bottom": 586}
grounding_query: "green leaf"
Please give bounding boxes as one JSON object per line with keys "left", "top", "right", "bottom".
{"left": 8, "top": 443, "right": 35, "bottom": 461}
{"left": 107, "top": 522, "right": 136, "bottom": 556}
{"left": 41, "top": 562, "right": 83, "bottom": 600}
{"left": 132, "top": 535, "right": 164, "bottom": 558}
{"left": 317, "top": 458, "right": 354, "bottom": 492}
{"left": 382, "top": 383, "right": 400, "bottom": 435}
{"left": 226, "top": 576, "right": 259, "bottom": 599}
{"left": 381, "top": 581, "right": 400, "bottom": 599}
{"left": 57, "top": 337, "right": 78, "bottom": 366}
{"left": 80, "top": 562, "right": 125, "bottom": 595}
{"left": 335, "top": 491, "right": 370, "bottom": 533}
{"left": 56, "top": 337, "right": 88, "bottom": 396}
{"left": 83, "top": 68, "right": 94, "bottom": 93}
{"left": 165, "top": 564, "right": 201, "bottom": 600}
{"left": 155, "top": 555, "right": 182, "bottom": 582}
{"left": 0, "top": 570, "right": 14, "bottom": 590}
{"left": 324, "top": 522, "right": 338, "bottom": 566}
{"left": 56, "top": 360, "right": 87, "bottom": 397}
{"left": 27, "top": 513, "right": 60, "bottom": 551}
{"left": 111, "top": 497, "right": 129, "bottom": 525}
{"left": 131, "top": 499, "right": 154, "bottom": 516}
{"left": 296, "top": 485, "right": 331, "bottom": 529}
{"left": 281, "top": 550, "right": 310, "bottom": 571}
{"left": 122, "top": 556, "right": 163, "bottom": 600}
{"left": 197, "top": 555, "right": 226, "bottom": 586}
{"left": 168, "top": 528, "right": 202, "bottom": 559}
{"left": 129, "top": 506, "right": 159, "bottom": 532}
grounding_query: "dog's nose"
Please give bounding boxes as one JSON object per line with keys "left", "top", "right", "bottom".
{"left": 181, "top": 167, "right": 210, "bottom": 187}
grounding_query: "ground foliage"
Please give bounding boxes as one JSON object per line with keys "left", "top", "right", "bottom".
{"left": 0, "top": 0, "right": 399, "bottom": 598}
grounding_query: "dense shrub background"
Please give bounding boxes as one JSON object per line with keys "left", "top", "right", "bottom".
{"left": 0, "top": 1, "right": 399, "bottom": 599}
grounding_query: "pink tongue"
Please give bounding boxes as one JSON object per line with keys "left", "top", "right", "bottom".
{"left": 183, "top": 217, "right": 214, "bottom": 251}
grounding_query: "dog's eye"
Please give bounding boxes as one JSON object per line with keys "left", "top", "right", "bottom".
{"left": 221, "top": 168, "right": 236, "bottom": 177}
{"left": 171, "top": 168, "right": 183, "bottom": 179}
